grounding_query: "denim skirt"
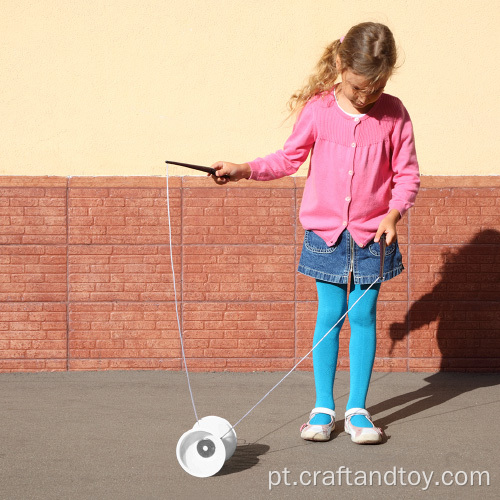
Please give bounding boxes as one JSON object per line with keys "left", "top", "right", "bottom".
{"left": 297, "top": 229, "right": 403, "bottom": 285}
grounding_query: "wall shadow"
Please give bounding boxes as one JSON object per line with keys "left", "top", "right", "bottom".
{"left": 370, "top": 229, "right": 500, "bottom": 427}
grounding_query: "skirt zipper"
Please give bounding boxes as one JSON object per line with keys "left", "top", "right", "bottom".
{"left": 349, "top": 234, "right": 354, "bottom": 273}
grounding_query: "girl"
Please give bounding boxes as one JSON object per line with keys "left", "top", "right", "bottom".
{"left": 210, "top": 22, "right": 419, "bottom": 444}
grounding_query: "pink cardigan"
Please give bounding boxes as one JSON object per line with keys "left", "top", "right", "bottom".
{"left": 248, "top": 89, "right": 420, "bottom": 248}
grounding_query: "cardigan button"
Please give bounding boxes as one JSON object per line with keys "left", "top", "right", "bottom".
{"left": 351, "top": 142, "right": 356, "bottom": 147}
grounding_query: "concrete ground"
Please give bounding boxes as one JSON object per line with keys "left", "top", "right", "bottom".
{"left": 0, "top": 370, "right": 499, "bottom": 500}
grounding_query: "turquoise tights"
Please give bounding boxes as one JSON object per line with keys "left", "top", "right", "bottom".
{"left": 310, "top": 278, "right": 381, "bottom": 428}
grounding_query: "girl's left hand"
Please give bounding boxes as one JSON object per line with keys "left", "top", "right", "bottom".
{"left": 374, "top": 209, "right": 401, "bottom": 246}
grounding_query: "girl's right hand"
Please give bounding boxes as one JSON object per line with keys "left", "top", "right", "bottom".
{"left": 209, "top": 161, "right": 252, "bottom": 184}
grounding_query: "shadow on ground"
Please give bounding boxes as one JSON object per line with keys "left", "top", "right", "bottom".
{"left": 369, "top": 371, "right": 500, "bottom": 431}
{"left": 216, "top": 443, "right": 270, "bottom": 476}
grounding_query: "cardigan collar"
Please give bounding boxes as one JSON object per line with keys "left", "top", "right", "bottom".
{"left": 331, "top": 83, "right": 385, "bottom": 122}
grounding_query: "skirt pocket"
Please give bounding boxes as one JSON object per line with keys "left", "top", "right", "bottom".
{"left": 368, "top": 239, "right": 397, "bottom": 257}
{"left": 304, "top": 230, "right": 339, "bottom": 254}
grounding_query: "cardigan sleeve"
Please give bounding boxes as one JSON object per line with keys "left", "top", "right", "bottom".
{"left": 388, "top": 100, "right": 420, "bottom": 217}
{"left": 248, "top": 99, "right": 317, "bottom": 181}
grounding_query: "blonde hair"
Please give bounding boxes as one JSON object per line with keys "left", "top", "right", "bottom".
{"left": 287, "top": 22, "right": 398, "bottom": 115}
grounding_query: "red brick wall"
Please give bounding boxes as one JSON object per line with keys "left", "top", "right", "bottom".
{"left": 0, "top": 176, "right": 498, "bottom": 372}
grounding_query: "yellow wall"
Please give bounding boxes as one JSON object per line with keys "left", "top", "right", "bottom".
{"left": 2, "top": 0, "right": 499, "bottom": 176}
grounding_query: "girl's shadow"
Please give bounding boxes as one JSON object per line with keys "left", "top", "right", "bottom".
{"left": 369, "top": 372, "right": 500, "bottom": 429}
{"left": 371, "top": 229, "right": 500, "bottom": 427}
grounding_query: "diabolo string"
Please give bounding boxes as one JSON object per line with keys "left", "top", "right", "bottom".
{"left": 221, "top": 275, "right": 380, "bottom": 438}
{"left": 166, "top": 163, "right": 199, "bottom": 423}
{"left": 166, "top": 165, "right": 381, "bottom": 439}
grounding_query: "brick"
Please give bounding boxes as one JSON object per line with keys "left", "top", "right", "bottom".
{"left": 481, "top": 206, "right": 500, "bottom": 217}
{"left": 69, "top": 187, "right": 180, "bottom": 245}
{"left": 434, "top": 215, "right": 467, "bottom": 226}
{"left": 466, "top": 215, "right": 500, "bottom": 227}
{"left": 224, "top": 358, "right": 294, "bottom": 371}
{"left": 372, "top": 358, "right": 408, "bottom": 371}
{"left": 0, "top": 359, "right": 48, "bottom": 372}
{"left": 453, "top": 187, "right": 500, "bottom": 198}
{"left": 69, "top": 245, "right": 180, "bottom": 302}
{"left": 444, "top": 197, "right": 466, "bottom": 207}
{"left": 0, "top": 188, "right": 66, "bottom": 244}
{"left": 69, "top": 302, "right": 180, "bottom": 362}
{"left": 408, "top": 358, "right": 443, "bottom": 372}
{"left": 183, "top": 245, "right": 295, "bottom": 301}
{"left": 1, "top": 176, "right": 499, "bottom": 373}
{"left": 0, "top": 302, "right": 66, "bottom": 363}
{"left": 418, "top": 188, "right": 452, "bottom": 198}
{"left": 467, "top": 197, "right": 495, "bottom": 207}
{"left": 182, "top": 187, "right": 294, "bottom": 245}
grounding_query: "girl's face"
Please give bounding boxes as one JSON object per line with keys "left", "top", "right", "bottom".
{"left": 336, "top": 58, "right": 388, "bottom": 113}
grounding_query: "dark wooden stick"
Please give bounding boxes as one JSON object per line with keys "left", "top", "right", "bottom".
{"left": 165, "top": 161, "right": 217, "bottom": 176}
{"left": 379, "top": 233, "right": 386, "bottom": 280}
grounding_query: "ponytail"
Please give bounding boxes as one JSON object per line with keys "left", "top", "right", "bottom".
{"left": 287, "top": 39, "right": 341, "bottom": 116}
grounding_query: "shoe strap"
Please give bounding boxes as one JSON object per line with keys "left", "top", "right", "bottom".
{"left": 345, "top": 407, "right": 371, "bottom": 419}
{"left": 310, "top": 407, "right": 336, "bottom": 419}
{"left": 344, "top": 408, "right": 382, "bottom": 435}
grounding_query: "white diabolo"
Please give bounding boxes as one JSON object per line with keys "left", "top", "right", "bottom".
{"left": 176, "top": 416, "right": 237, "bottom": 477}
